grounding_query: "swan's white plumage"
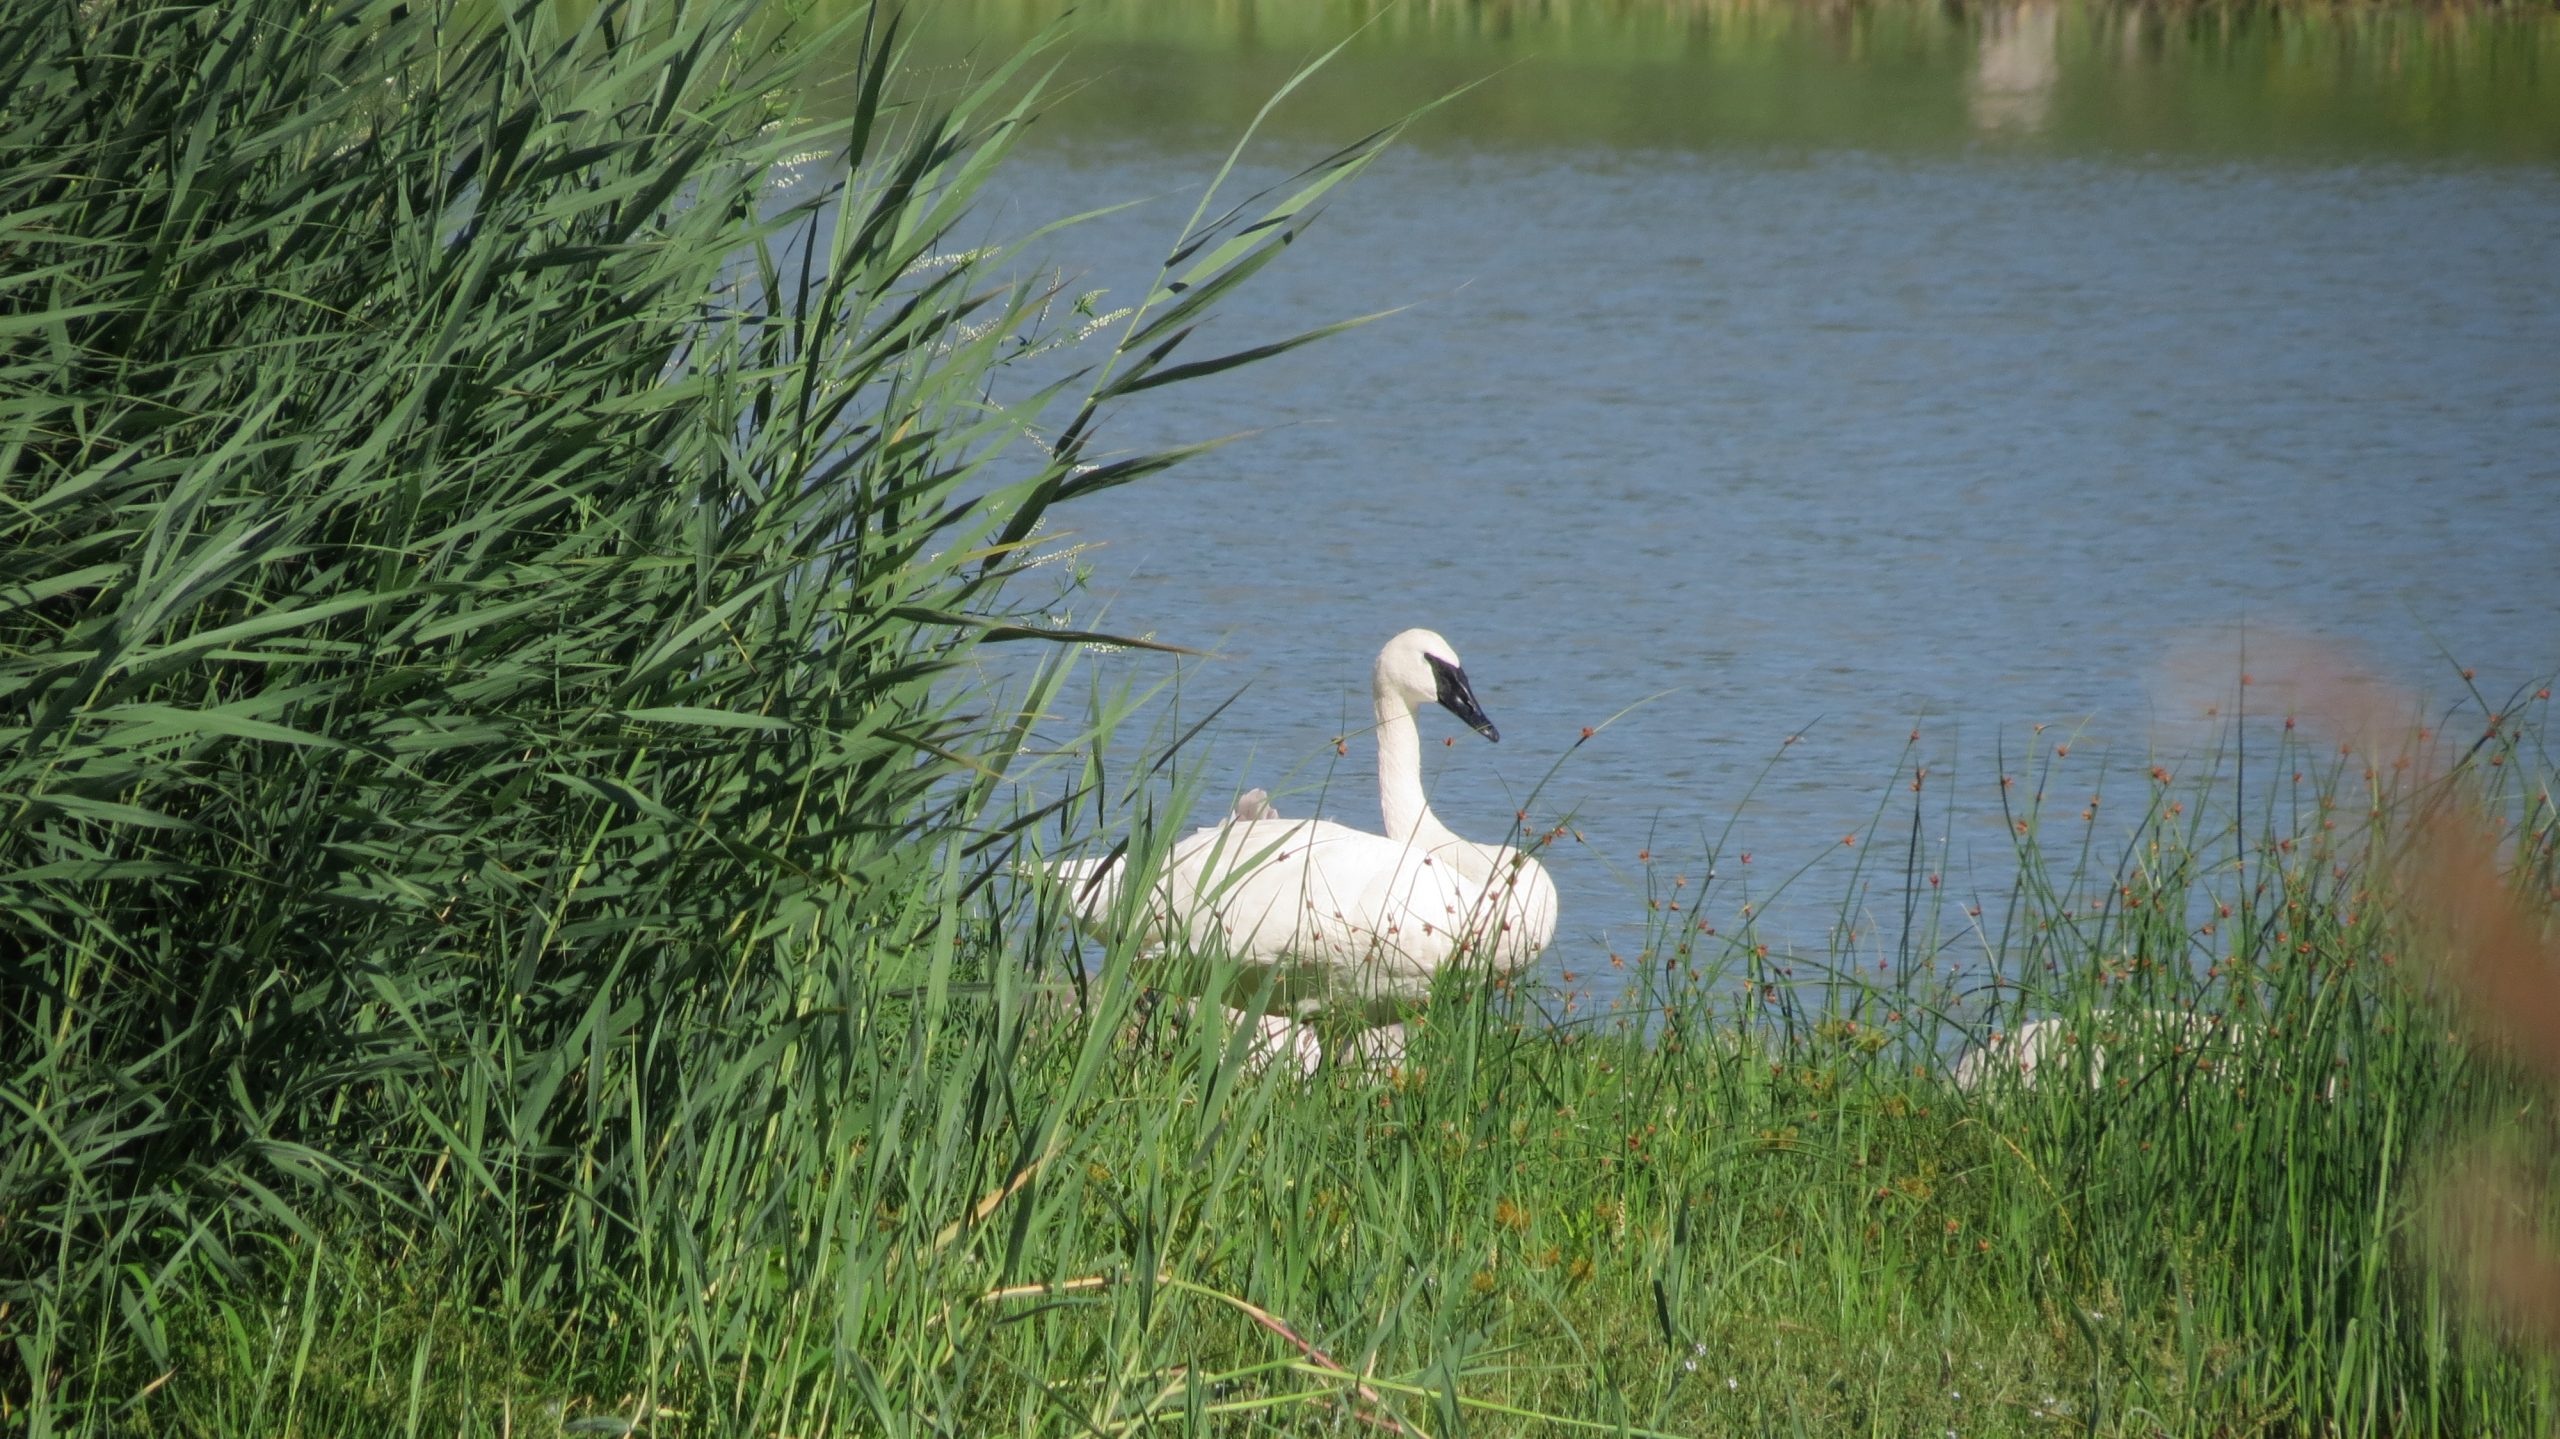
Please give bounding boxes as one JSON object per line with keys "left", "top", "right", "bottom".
{"left": 1045, "top": 630, "right": 1557, "bottom": 1027}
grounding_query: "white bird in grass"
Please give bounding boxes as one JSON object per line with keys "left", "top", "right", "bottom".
{"left": 1047, "top": 629, "right": 1559, "bottom": 1048}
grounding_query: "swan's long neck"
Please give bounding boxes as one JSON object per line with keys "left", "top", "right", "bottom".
{"left": 1374, "top": 687, "right": 1460, "bottom": 850}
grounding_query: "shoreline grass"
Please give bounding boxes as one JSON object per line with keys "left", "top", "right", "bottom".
{"left": 43, "top": 692, "right": 2560, "bottom": 1436}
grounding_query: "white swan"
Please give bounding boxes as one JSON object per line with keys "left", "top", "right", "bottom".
{"left": 1047, "top": 629, "right": 1559, "bottom": 1028}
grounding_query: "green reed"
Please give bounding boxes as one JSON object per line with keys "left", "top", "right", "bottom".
{"left": 0, "top": 0, "right": 1401, "bottom": 1427}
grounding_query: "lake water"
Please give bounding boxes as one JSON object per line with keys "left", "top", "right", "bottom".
{"left": 914, "top": 4, "right": 2560, "bottom": 1016}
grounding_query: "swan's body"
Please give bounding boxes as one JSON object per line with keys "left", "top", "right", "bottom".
{"left": 1047, "top": 630, "right": 1558, "bottom": 1027}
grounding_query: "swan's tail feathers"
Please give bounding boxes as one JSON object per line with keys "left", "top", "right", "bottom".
{"left": 1231, "top": 788, "right": 1278, "bottom": 823}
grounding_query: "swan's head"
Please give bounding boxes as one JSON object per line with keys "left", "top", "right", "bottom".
{"left": 1377, "top": 628, "right": 1500, "bottom": 743}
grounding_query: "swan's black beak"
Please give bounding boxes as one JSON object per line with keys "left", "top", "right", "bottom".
{"left": 1427, "top": 654, "right": 1500, "bottom": 742}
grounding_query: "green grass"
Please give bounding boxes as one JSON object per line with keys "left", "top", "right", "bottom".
{"left": 30, "top": 693, "right": 2560, "bottom": 1435}
{"left": 8, "top": 0, "right": 2560, "bottom": 1434}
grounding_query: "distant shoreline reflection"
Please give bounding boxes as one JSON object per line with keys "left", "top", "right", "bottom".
{"left": 1972, "top": 2, "right": 2061, "bottom": 134}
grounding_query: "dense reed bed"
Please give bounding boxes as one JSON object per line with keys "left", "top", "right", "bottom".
{"left": 1, "top": 0, "right": 1392, "bottom": 1427}
{"left": 7, "top": 0, "right": 2559, "bottom": 1434}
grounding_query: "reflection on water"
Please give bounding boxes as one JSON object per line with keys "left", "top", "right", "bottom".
{"left": 907, "top": 0, "right": 2560, "bottom": 161}
{"left": 1971, "top": 3, "right": 2059, "bottom": 134}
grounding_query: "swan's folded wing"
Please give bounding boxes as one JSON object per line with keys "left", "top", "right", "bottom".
{"left": 1410, "top": 840, "right": 1559, "bottom": 974}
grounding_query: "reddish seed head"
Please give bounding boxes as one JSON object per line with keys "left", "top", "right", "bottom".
{"left": 2463, "top": 668, "right": 2475, "bottom": 680}
{"left": 1579, "top": 726, "right": 1594, "bottom": 740}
